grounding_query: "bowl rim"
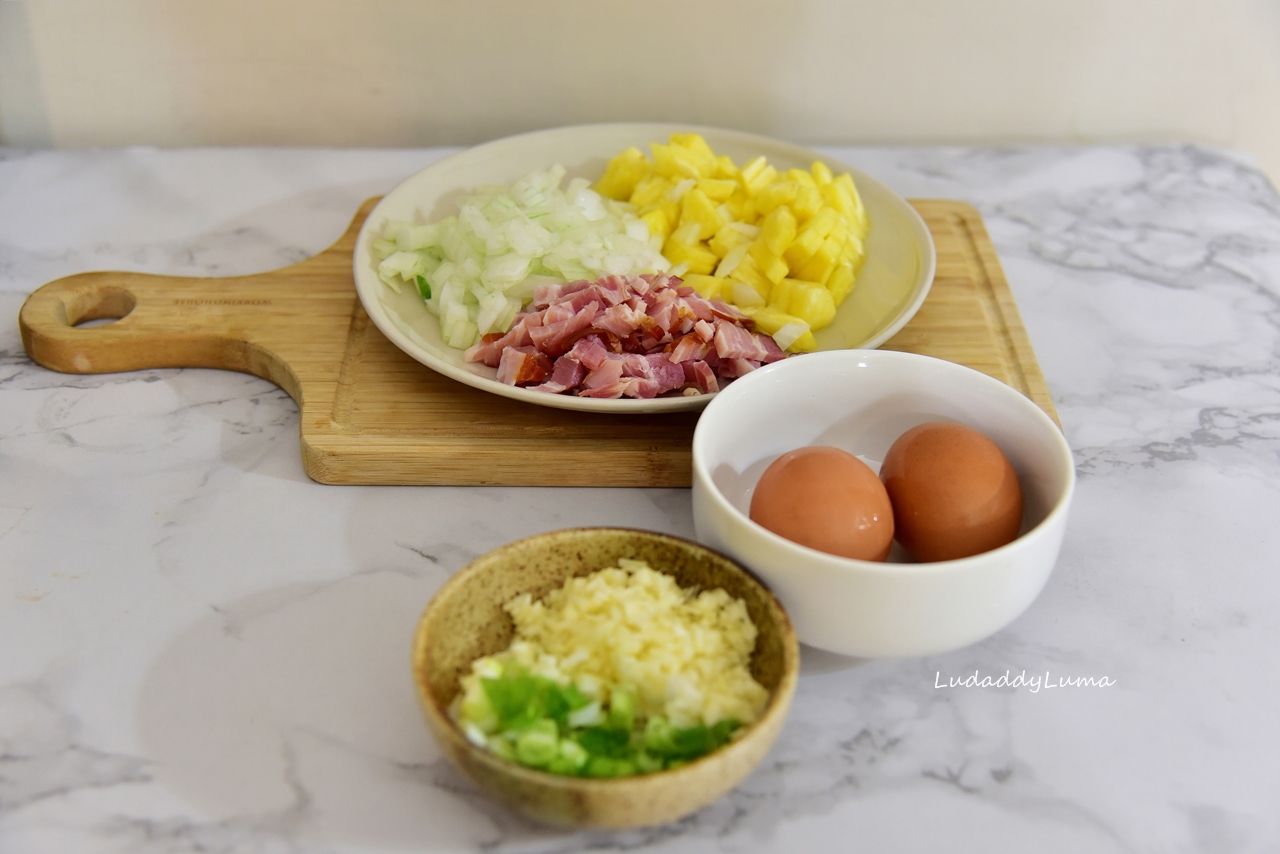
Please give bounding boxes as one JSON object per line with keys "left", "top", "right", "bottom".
{"left": 411, "top": 526, "right": 801, "bottom": 789}
{"left": 691, "top": 349, "right": 1077, "bottom": 575}
{"left": 352, "top": 121, "right": 937, "bottom": 415}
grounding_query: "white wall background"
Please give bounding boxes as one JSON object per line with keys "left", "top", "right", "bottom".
{"left": 2, "top": 0, "right": 1279, "bottom": 185}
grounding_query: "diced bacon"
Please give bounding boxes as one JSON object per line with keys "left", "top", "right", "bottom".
{"left": 683, "top": 360, "right": 719, "bottom": 394}
{"left": 644, "top": 354, "right": 686, "bottom": 393}
{"left": 464, "top": 317, "right": 534, "bottom": 366}
{"left": 496, "top": 346, "right": 553, "bottom": 386}
{"left": 582, "top": 356, "right": 625, "bottom": 389}
{"left": 593, "top": 275, "right": 631, "bottom": 306}
{"left": 594, "top": 302, "right": 643, "bottom": 338}
{"left": 533, "top": 356, "right": 586, "bottom": 394}
{"left": 626, "top": 378, "right": 662, "bottom": 399}
{"left": 529, "top": 302, "right": 600, "bottom": 357}
{"left": 714, "top": 321, "right": 770, "bottom": 361}
{"left": 757, "top": 333, "right": 788, "bottom": 363}
{"left": 709, "top": 299, "right": 751, "bottom": 323}
{"left": 693, "top": 319, "right": 715, "bottom": 342}
{"left": 668, "top": 334, "right": 711, "bottom": 364}
{"left": 617, "top": 353, "right": 654, "bottom": 379}
{"left": 532, "top": 279, "right": 592, "bottom": 308}
{"left": 720, "top": 358, "right": 760, "bottom": 379}
{"left": 578, "top": 380, "right": 628, "bottom": 398}
{"left": 565, "top": 334, "right": 610, "bottom": 371}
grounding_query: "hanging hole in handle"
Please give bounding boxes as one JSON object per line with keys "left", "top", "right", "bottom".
{"left": 66, "top": 286, "right": 137, "bottom": 328}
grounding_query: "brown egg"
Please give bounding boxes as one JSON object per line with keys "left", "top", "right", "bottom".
{"left": 880, "top": 422, "right": 1023, "bottom": 562}
{"left": 749, "top": 446, "right": 894, "bottom": 561}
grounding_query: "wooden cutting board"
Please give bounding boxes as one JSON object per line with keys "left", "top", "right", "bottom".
{"left": 19, "top": 199, "right": 1056, "bottom": 487}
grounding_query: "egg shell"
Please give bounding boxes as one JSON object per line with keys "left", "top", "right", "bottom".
{"left": 880, "top": 422, "right": 1023, "bottom": 562}
{"left": 749, "top": 446, "right": 894, "bottom": 561}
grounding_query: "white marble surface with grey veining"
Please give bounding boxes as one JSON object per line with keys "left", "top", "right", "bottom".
{"left": 1, "top": 143, "right": 1278, "bottom": 854}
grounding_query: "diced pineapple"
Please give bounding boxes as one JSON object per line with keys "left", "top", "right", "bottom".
{"left": 785, "top": 168, "right": 818, "bottom": 190}
{"left": 783, "top": 226, "right": 824, "bottom": 269}
{"left": 681, "top": 188, "right": 727, "bottom": 240}
{"left": 759, "top": 250, "right": 789, "bottom": 284}
{"left": 630, "top": 175, "right": 675, "bottom": 208}
{"left": 833, "top": 173, "right": 868, "bottom": 235}
{"left": 754, "top": 181, "right": 799, "bottom": 216}
{"left": 757, "top": 205, "right": 797, "bottom": 257}
{"left": 651, "top": 141, "right": 713, "bottom": 180}
{"left": 681, "top": 273, "right": 727, "bottom": 301}
{"left": 791, "top": 184, "right": 824, "bottom": 221}
{"left": 826, "top": 264, "right": 856, "bottom": 305}
{"left": 742, "top": 305, "right": 817, "bottom": 352}
{"left": 662, "top": 235, "right": 718, "bottom": 275}
{"left": 594, "top": 147, "right": 651, "bottom": 200}
{"left": 671, "top": 133, "right": 716, "bottom": 167}
{"left": 839, "top": 233, "right": 867, "bottom": 273}
{"left": 739, "top": 157, "right": 778, "bottom": 197}
{"left": 785, "top": 279, "right": 837, "bottom": 329}
{"left": 811, "top": 160, "right": 834, "bottom": 186}
{"left": 640, "top": 208, "right": 670, "bottom": 247}
{"left": 821, "top": 182, "right": 854, "bottom": 218}
{"left": 727, "top": 254, "right": 773, "bottom": 299}
{"left": 730, "top": 279, "right": 767, "bottom": 307}
{"left": 697, "top": 178, "right": 737, "bottom": 202}
{"left": 795, "top": 234, "right": 842, "bottom": 284}
{"left": 766, "top": 277, "right": 797, "bottom": 311}
{"left": 723, "top": 191, "right": 756, "bottom": 223}
{"left": 802, "top": 207, "right": 840, "bottom": 242}
{"left": 714, "top": 155, "right": 740, "bottom": 180}
{"left": 709, "top": 222, "right": 756, "bottom": 258}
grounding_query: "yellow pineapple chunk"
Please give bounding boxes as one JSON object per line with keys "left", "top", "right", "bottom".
{"left": 723, "top": 191, "right": 756, "bottom": 223}
{"left": 709, "top": 222, "right": 757, "bottom": 257}
{"left": 826, "top": 264, "right": 856, "bottom": 305}
{"left": 726, "top": 254, "right": 773, "bottom": 299}
{"left": 714, "top": 155, "right": 740, "bottom": 180}
{"left": 681, "top": 188, "right": 727, "bottom": 240}
{"left": 743, "top": 305, "right": 817, "bottom": 352}
{"left": 739, "top": 157, "right": 778, "bottom": 197}
{"left": 681, "top": 273, "right": 727, "bottom": 301}
{"left": 833, "top": 173, "right": 868, "bottom": 235}
{"left": 663, "top": 237, "right": 718, "bottom": 276}
{"left": 630, "top": 175, "right": 675, "bottom": 209}
{"left": 795, "top": 234, "right": 842, "bottom": 283}
{"left": 785, "top": 279, "right": 837, "bottom": 329}
{"left": 785, "top": 168, "right": 818, "bottom": 190}
{"left": 639, "top": 208, "right": 671, "bottom": 246}
{"left": 758, "top": 205, "right": 797, "bottom": 257}
{"left": 811, "top": 160, "right": 834, "bottom": 186}
{"left": 671, "top": 133, "right": 716, "bottom": 166}
{"left": 697, "top": 178, "right": 737, "bottom": 203}
{"left": 766, "top": 277, "right": 797, "bottom": 311}
{"left": 791, "top": 184, "right": 824, "bottom": 221}
{"left": 783, "top": 226, "right": 824, "bottom": 269}
{"left": 651, "top": 142, "right": 711, "bottom": 180}
{"left": 594, "top": 147, "right": 651, "bottom": 200}
{"left": 753, "top": 181, "right": 799, "bottom": 216}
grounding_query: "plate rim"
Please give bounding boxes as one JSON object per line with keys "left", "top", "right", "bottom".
{"left": 353, "top": 122, "right": 937, "bottom": 415}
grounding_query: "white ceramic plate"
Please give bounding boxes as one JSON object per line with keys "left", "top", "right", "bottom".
{"left": 353, "top": 123, "right": 937, "bottom": 414}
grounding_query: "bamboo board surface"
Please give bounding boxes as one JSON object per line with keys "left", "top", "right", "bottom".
{"left": 19, "top": 199, "right": 1057, "bottom": 487}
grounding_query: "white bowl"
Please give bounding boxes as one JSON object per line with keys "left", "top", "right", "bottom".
{"left": 691, "top": 350, "right": 1075, "bottom": 658}
{"left": 353, "top": 123, "right": 936, "bottom": 414}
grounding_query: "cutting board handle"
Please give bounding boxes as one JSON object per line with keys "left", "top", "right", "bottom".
{"left": 19, "top": 268, "right": 276, "bottom": 377}
{"left": 19, "top": 198, "right": 380, "bottom": 400}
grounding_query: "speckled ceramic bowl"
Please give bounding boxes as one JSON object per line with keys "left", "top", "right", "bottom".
{"left": 411, "top": 527, "right": 799, "bottom": 829}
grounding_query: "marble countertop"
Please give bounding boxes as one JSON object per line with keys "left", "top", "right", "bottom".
{"left": 2, "top": 143, "right": 1278, "bottom": 854}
